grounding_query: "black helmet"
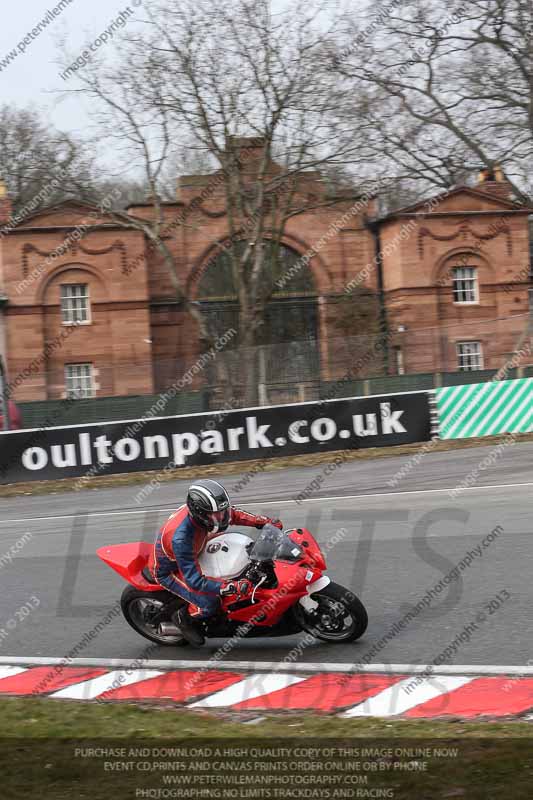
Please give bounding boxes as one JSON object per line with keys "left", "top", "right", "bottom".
{"left": 187, "top": 479, "right": 231, "bottom": 532}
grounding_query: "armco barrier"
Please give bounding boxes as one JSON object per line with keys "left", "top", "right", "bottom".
{"left": 435, "top": 378, "right": 533, "bottom": 440}
{"left": 0, "top": 391, "right": 431, "bottom": 485}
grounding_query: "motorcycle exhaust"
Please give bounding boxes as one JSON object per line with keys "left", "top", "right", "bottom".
{"left": 158, "top": 622, "right": 181, "bottom": 636}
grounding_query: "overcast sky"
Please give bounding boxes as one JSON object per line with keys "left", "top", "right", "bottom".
{"left": 2, "top": 0, "right": 351, "bottom": 132}
{"left": 1, "top": 0, "right": 354, "bottom": 185}
{"left": 1, "top": 0, "right": 146, "bottom": 136}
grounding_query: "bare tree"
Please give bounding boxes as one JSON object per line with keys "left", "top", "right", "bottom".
{"left": 326, "top": 0, "right": 533, "bottom": 362}
{"left": 0, "top": 105, "right": 95, "bottom": 220}
{"left": 61, "top": 0, "right": 375, "bottom": 405}
{"left": 330, "top": 0, "right": 533, "bottom": 201}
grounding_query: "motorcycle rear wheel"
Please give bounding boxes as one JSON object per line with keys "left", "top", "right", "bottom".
{"left": 121, "top": 585, "right": 188, "bottom": 647}
{"left": 293, "top": 581, "right": 368, "bottom": 643}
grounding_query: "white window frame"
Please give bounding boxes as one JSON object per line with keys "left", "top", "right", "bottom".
{"left": 394, "top": 346, "right": 405, "bottom": 375}
{"left": 65, "top": 363, "right": 95, "bottom": 399}
{"left": 452, "top": 266, "right": 479, "bottom": 304}
{"left": 60, "top": 283, "right": 91, "bottom": 325}
{"left": 457, "top": 341, "right": 484, "bottom": 372}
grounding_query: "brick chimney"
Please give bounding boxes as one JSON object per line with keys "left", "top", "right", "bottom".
{"left": 476, "top": 165, "right": 513, "bottom": 199}
{"left": 226, "top": 136, "right": 266, "bottom": 155}
{"left": 225, "top": 136, "right": 268, "bottom": 173}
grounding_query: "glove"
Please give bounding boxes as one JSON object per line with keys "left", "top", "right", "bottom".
{"left": 256, "top": 516, "right": 283, "bottom": 530}
{"left": 220, "top": 581, "right": 238, "bottom": 597}
{"left": 220, "top": 580, "right": 252, "bottom": 598}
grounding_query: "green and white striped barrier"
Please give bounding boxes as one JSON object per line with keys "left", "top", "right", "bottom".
{"left": 435, "top": 378, "right": 533, "bottom": 440}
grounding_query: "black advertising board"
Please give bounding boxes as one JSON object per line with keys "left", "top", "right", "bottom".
{"left": 0, "top": 391, "right": 431, "bottom": 484}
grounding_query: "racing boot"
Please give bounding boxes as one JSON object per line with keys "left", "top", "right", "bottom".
{"left": 173, "top": 607, "right": 205, "bottom": 648}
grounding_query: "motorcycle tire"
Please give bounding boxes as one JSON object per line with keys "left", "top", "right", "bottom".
{"left": 293, "top": 581, "right": 368, "bottom": 643}
{"left": 120, "top": 585, "right": 188, "bottom": 647}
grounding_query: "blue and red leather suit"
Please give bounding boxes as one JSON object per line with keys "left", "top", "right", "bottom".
{"left": 151, "top": 505, "right": 274, "bottom": 619}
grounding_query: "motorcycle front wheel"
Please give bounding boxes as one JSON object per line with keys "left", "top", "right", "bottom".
{"left": 293, "top": 581, "right": 368, "bottom": 643}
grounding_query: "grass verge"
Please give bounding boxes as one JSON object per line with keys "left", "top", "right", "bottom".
{"left": 0, "top": 697, "right": 533, "bottom": 798}
{"left": 2, "top": 431, "right": 533, "bottom": 499}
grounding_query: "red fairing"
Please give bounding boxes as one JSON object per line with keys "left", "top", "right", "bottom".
{"left": 288, "top": 528, "right": 327, "bottom": 571}
{"left": 221, "top": 528, "right": 327, "bottom": 628}
{"left": 222, "top": 561, "right": 310, "bottom": 627}
{"left": 96, "top": 542, "right": 161, "bottom": 592}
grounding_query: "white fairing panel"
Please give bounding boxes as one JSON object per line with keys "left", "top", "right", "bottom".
{"left": 198, "top": 532, "right": 253, "bottom": 579}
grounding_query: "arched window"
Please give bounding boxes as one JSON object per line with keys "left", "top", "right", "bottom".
{"left": 197, "top": 240, "right": 314, "bottom": 300}
{"left": 196, "top": 240, "right": 319, "bottom": 384}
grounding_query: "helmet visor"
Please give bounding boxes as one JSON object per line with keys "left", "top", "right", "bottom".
{"left": 208, "top": 508, "right": 230, "bottom": 530}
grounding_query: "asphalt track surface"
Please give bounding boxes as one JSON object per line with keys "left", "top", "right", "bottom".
{"left": 0, "top": 440, "right": 532, "bottom": 667}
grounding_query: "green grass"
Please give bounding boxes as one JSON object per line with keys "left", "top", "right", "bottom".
{"left": 1, "top": 697, "right": 533, "bottom": 799}
{"left": 2, "top": 696, "right": 533, "bottom": 738}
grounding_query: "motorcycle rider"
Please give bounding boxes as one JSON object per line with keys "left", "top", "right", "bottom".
{"left": 152, "top": 478, "right": 283, "bottom": 646}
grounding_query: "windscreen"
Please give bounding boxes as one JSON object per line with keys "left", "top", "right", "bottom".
{"left": 249, "top": 524, "right": 303, "bottom": 563}
{"left": 249, "top": 524, "right": 284, "bottom": 562}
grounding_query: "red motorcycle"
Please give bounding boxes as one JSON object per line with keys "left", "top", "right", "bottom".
{"left": 97, "top": 524, "right": 368, "bottom": 647}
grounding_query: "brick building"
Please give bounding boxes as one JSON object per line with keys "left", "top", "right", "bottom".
{"left": 0, "top": 143, "right": 531, "bottom": 404}
{"left": 379, "top": 172, "right": 533, "bottom": 376}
